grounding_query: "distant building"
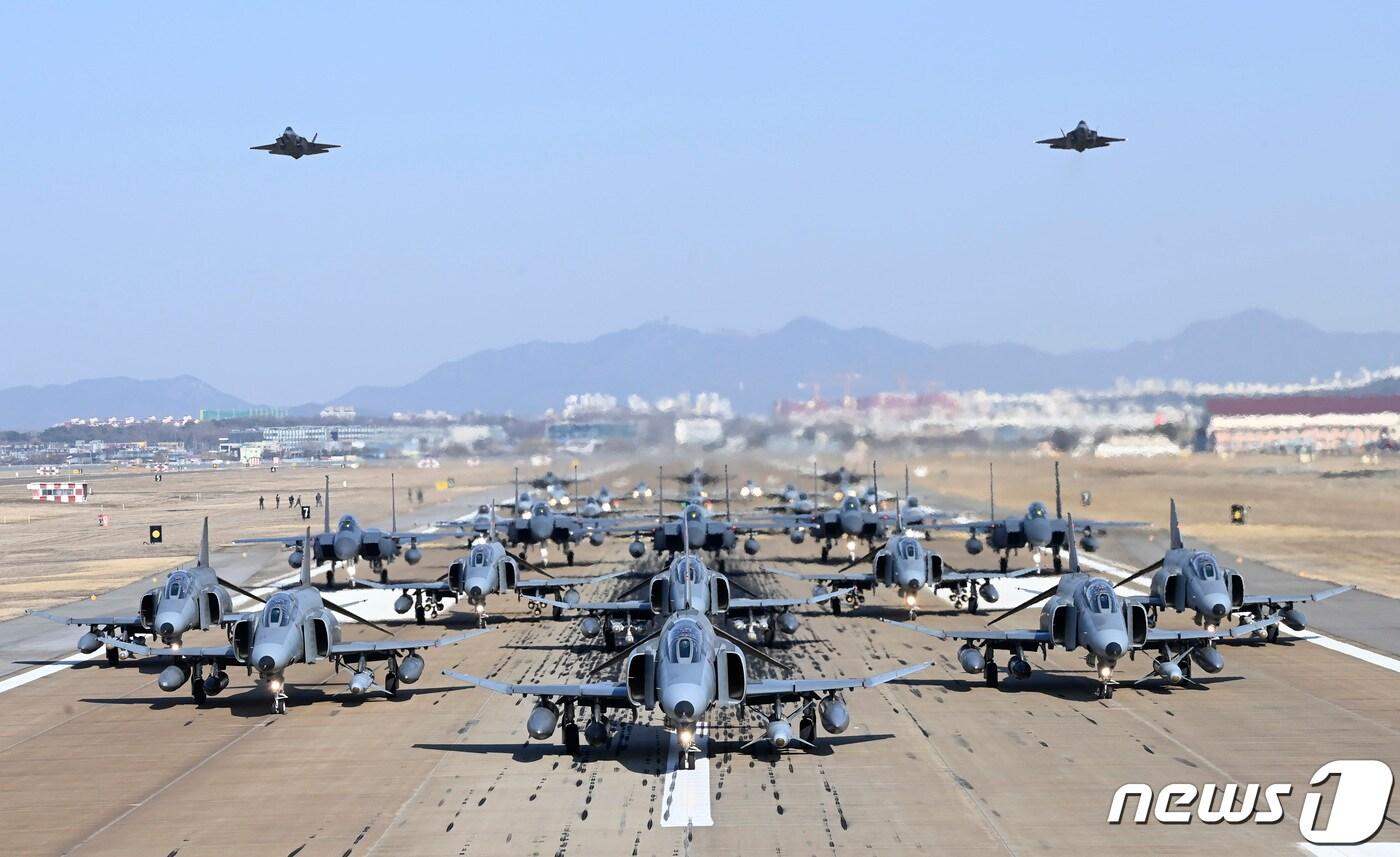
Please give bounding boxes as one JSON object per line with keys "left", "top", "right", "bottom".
{"left": 546, "top": 422, "right": 639, "bottom": 444}
{"left": 675, "top": 418, "right": 723, "bottom": 446}
{"left": 319, "top": 405, "right": 356, "bottom": 420}
{"left": 1093, "top": 433, "right": 1182, "bottom": 458}
{"left": 1207, "top": 395, "right": 1400, "bottom": 453}
{"left": 199, "top": 406, "right": 288, "bottom": 422}
{"left": 29, "top": 481, "right": 89, "bottom": 503}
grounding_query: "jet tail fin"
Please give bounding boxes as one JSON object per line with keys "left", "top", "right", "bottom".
{"left": 300, "top": 526, "right": 313, "bottom": 588}
{"left": 1054, "top": 461, "right": 1063, "bottom": 519}
{"left": 1066, "top": 514, "right": 1081, "bottom": 573}
{"left": 198, "top": 516, "right": 210, "bottom": 567}
{"left": 324, "top": 475, "right": 331, "bottom": 533}
{"left": 1169, "top": 499, "right": 1183, "bottom": 550}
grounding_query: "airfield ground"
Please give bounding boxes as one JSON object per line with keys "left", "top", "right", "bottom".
{"left": 0, "top": 455, "right": 1395, "bottom": 855}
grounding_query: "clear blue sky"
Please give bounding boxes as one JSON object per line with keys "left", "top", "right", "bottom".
{"left": 5, "top": 4, "right": 1398, "bottom": 403}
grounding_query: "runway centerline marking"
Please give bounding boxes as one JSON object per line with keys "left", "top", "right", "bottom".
{"left": 661, "top": 723, "right": 713, "bottom": 828}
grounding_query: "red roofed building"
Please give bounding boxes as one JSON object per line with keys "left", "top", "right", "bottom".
{"left": 1206, "top": 395, "right": 1400, "bottom": 453}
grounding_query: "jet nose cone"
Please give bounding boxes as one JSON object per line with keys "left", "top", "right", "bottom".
{"left": 1210, "top": 599, "right": 1229, "bottom": 618}
{"left": 1024, "top": 519, "right": 1052, "bottom": 547}
{"left": 468, "top": 586, "right": 483, "bottom": 599}
{"left": 673, "top": 700, "right": 694, "bottom": 720}
{"left": 1105, "top": 641, "right": 1123, "bottom": 659}
{"left": 257, "top": 656, "right": 276, "bottom": 673}
{"left": 333, "top": 534, "right": 357, "bottom": 560}
{"left": 159, "top": 622, "right": 175, "bottom": 637}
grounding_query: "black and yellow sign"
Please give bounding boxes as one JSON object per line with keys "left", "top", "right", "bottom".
{"left": 1230, "top": 504, "right": 1247, "bottom": 525}
{"left": 149, "top": 525, "right": 164, "bottom": 543}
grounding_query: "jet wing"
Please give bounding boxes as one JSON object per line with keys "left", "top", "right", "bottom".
{"left": 29, "top": 610, "right": 144, "bottom": 628}
{"left": 883, "top": 619, "right": 1053, "bottom": 645}
{"left": 1239, "top": 584, "right": 1354, "bottom": 608}
{"left": 766, "top": 567, "right": 878, "bottom": 586}
{"left": 100, "top": 636, "right": 239, "bottom": 661}
{"left": 388, "top": 531, "right": 446, "bottom": 544}
{"left": 1035, "top": 136, "right": 1068, "bottom": 145}
{"left": 931, "top": 520, "right": 995, "bottom": 532}
{"left": 1144, "top": 616, "right": 1279, "bottom": 643}
{"left": 522, "top": 594, "right": 649, "bottom": 613}
{"left": 250, "top": 143, "right": 280, "bottom": 151}
{"left": 729, "top": 587, "right": 853, "bottom": 610}
{"left": 307, "top": 143, "right": 340, "bottom": 153}
{"left": 443, "top": 670, "right": 630, "bottom": 701}
{"left": 1096, "top": 136, "right": 1125, "bottom": 143}
{"left": 329, "top": 629, "right": 487, "bottom": 655}
{"left": 354, "top": 578, "right": 455, "bottom": 593}
{"left": 514, "top": 569, "right": 630, "bottom": 590}
{"left": 233, "top": 535, "right": 304, "bottom": 546}
{"left": 743, "top": 661, "right": 931, "bottom": 703}
{"left": 939, "top": 567, "right": 1038, "bottom": 583}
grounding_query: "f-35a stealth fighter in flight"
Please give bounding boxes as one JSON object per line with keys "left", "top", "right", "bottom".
{"left": 1035, "top": 120, "right": 1124, "bottom": 152}
{"left": 250, "top": 126, "right": 340, "bottom": 158}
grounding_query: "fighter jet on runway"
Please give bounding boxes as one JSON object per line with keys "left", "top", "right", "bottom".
{"left": 888, "top": 524, "right": 1279, "bottom": 699}
{"left": 1036, "top": 120, "right": 1124, "bottom": 152}
{"left": 1128, "top": 500, "right": 1354, "bottom": 643}
{"left": 772, "top": 513, "right": 1035, "bottom": 617}
{"left": 941, "top": 462, "right": 1145, "bottom": 572}
{"left": 31, "top": 518, "right": 257, "bottom": 665}
{"left": 446, "top": 605, "right": 928, "bottom": 767}
{"left": 527, "top": 552, "right": 847, "bottom": 650}
{"left": 235, "top": 474, "right": 439, "bottom": 585}
{"left": 103, "top": 529, "right": 486, "bottom": 713}
{"left": 250, "top": 126, "right": 340, "bottom": 158}
{"left": 354, "top": 535, "right": 627, "bottom": 625}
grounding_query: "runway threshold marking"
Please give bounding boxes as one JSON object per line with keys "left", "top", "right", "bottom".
{"left": 661, "top": 723, "right": 714, "bottom": 828}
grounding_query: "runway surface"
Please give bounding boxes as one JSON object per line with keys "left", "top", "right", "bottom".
{"left": 0, "top": 475, "right": 1396, "bottom": 855}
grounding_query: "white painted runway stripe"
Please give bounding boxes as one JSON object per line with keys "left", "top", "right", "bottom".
{"left": 661, "top": 723, "right": 714, "bottom": 827}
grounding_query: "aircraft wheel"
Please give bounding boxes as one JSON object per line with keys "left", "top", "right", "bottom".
{"left": 984, "top": 660, "right": 999, "bottom": 688}
{"left": 998, "top": 556, "right": 1009, "bottom": 573}
{"left": 820, "top": 546, "right": 830, "bottom": 562}
{"left": 1147, "top": 611, "right": 1158, "bottom": 629}
{"left": 327, "top": 568, "right": 336, "bottom": 588}
{"left": 1180, "top": 657, "right": 1192, "bottom": 681}
{"left": 552, "top": 605, "right": 563, "bottom": 620}
{"left": 1052, "top": 554, "right": 1063, "bottom": 573}
{"left": 603, "top": 623, "right": 617, "bottom": 652}
{"left": 680, "top": 750, "right": 694, "bottom": 771}
{"left": 967, "top": 592, "right": 979, "bottom": 615}
{"left": 191, "top": 677, "right": 207, "bottom": 705}
{"left": 765, "top": 621, "right": 777, "bottom": 647}
{"left": 563, "top": 722, "right": 581, "bottom": 756}
{"left": 379, "top": 567, "right": 389, "bottom": 584}
{"left": 105, "top": 646, "right": 120, "bottom": 667}
{"left": 415, "top": 602, "right": 426, "bottom": 625}
{"left": 566, "top": 551, "right": 575, "bottom": 566}
{"left": 799, "top": 715, "right": 817, "bottom": 746}
{"left": 1267, "top": 623, "right": 1280, "bottom": 644}
{"left": 830, "top": 598, "right": 842, "bottom": 616}
{"left": 273, "top": 696, "right": 287, "bottom": 715}
{"left": 386, "top": 670, "right": 401, "bottom": 697}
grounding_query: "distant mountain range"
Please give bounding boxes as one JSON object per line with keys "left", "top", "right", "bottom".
{"left": 4, "top": 310, "right": 1400, "bottom": 429}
